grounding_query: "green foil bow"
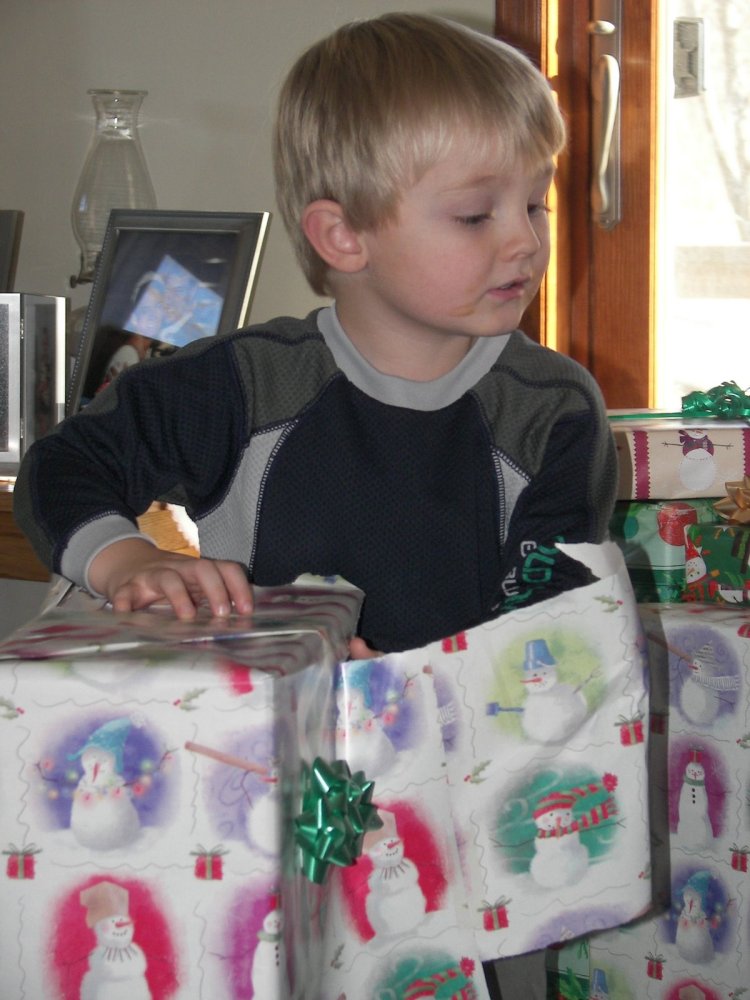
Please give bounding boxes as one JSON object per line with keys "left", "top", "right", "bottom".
{"left": 681, "top": 381, "right": 750, "bottom": 420}
{"left": 608, "top": 381, "right": 750, "bottom": 422}
{"left": 295, "top": 757, "right": 382, "bottom": 884}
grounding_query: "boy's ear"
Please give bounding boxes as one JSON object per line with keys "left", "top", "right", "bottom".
{"left": 302, "top": 200, "right": 368, "bottom": 274}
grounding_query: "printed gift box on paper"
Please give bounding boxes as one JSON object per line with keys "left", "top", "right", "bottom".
{"left": 608, "top": 411, "right": 750, "bottom": 501}
{"left": 0, "top": 583, "right": 374, "bottom": 1000}
{"left": 318, "top": 541, "right": 651, "bottom": 994}
{"left": 610, "top": 497, "right": 719, "bottom": 602}
{"left": 584, "top": 601, "right": 750, "bottom": 1000}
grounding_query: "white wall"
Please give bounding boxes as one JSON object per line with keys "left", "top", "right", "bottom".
{"left": 0, "top": 0, "right": 491, "bottom": 637}
{"left": 0, "top": 0, "right": 492, "bottom": 324}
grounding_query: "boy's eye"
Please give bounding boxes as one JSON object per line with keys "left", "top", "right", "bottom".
{"left": 528, "top": 202, "right": 551, "bottom": 216}
{"left": 456, "top": 213, "right": 491, "bottom": 227}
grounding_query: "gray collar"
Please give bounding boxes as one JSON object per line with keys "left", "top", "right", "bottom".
{"left": 317, "top": 305, "right": 510, "bottom": 411}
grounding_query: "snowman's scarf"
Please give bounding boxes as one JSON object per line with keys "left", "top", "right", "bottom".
{"left": 690, "top": 670, "right": 740, "bottom": 691}
{"left": 536, "top": 798, "right": 617, "bottom": 839}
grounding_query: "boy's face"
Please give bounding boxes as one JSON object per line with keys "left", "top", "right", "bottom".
{"left": 343, "top": 142, "right": 554, "bottom": 374}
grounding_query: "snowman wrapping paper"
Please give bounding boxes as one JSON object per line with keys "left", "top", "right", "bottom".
{"left": 609, "top": 413, "right": 750, "bottom": 501}
{"left": 323, "top": 539, "right": 651, "bottom": 993}
{"left": 0, "top": 543, "right": 651, "bottom": 999}
{"left": 0, "top": 583, "right": 369, "bottom": 1000}
{"left": 582, "top": 602, "right": 750, "bottom": 1000}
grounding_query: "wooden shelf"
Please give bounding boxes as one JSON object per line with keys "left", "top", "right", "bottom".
{"left": 1, "top": 484, "right": 198, "bottom": 583}
{"left": 0, "top": 482, "right": 50, "bottom": 582}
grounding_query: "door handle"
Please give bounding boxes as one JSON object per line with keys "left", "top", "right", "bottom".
{"left": 591, "top": 53, "right": 620, "bottom": 225}
{"left": 589, "top": 0, "right": 622, "bottom": 229}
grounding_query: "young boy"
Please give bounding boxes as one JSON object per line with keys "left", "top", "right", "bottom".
{"left": 15, "top": 13, "right": 616, "bottom": 996}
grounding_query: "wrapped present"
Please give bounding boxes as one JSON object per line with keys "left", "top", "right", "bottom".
{"left": 325, "top": 540, "right": 651, "bottom": 984}
{"left": 609, "top": 413, "right": 750, "bottom": 501}
{"left": 3, "top": 843, "right": 41, "bottom": 879}
{"left": 609, "top": 498, "right": 719, "bottom": 601}
{"left": 730, "top": 844, "right": 749, "bottom": 873}
{"left": 586, "top": 601, "right": 750, "bottom": 997}
{"left": 479, "top": 896, "right": 511, "bottom": 931}
{"left": 615, "top": 712, "right": 645, "bottom": 745}
{"left": 190, "top": 843, "right": 228, "bottom": 880}
{"left": 0, "top": 546, "right": 652, "bottom": 998}
{"left": 0, "top": 583, "right": 378, "bottom": 1000}
{"left": 645, "top": 951, "right": 665, "bottom": 979}
{"left": 683, "top": 522, "right": 750, "bottom": 604}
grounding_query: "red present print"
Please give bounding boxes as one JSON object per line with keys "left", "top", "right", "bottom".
{"left": 616, "top": 713, "right": 645, "bottom": 745}
{"left": 645, "top": 952, "right": 664, "bottom": 979}
{"left": 480, "top": 896, "right": 511, "bottom": 930}
{"left": 442, "top": 632, "right": 468, "bottom": 653}
{"left": 3, "top": 843, "right": 41, "bottom": 879}
{"left": 191, "top": 844, "right": 227, "bottom": 880}
{"left": 649, "top": 711, "right": 667, "bottom": 735}
{"left": 730, "top": 844, "right": 749, "bottom": 872}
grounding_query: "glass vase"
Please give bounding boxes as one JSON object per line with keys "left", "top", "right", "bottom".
{"left": 70, "top": 89, "right": 156, "bottom": 285}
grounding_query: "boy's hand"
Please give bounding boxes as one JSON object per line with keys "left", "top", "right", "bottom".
{"left": 348, "top": 637, "right": 384, "bottom": 660}
{"left": 88, "top": 538, "right": 254, "bottom": 620}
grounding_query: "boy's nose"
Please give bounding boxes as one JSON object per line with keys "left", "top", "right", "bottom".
{"left": 498, "top": 211, "right": 542, "bottom": 259}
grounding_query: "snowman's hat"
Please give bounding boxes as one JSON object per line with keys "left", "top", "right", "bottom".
{"left": 533, "top": 781, "right": 605, "bottom": 819}
{"left": 689, "top": 747, "right": 703, "bottom": 763}
{"left": 684, "top": 869, "right": 711, "bottom": 903}
{"left": 80, "top": 880, "right": 130, "bottom": 927}
{"left": 68, "top": 717, "right": 132, "bottom": 771}
{"left": 363, "top": 807, "right": 397, "bottom": 852}
{"left": 684, "top": 535, "right": 702, "bottom": 560}
{"left": 523, "top": 639, "right": 557, "bottom": 673}
{"left": 590, "top": 968, "right": 609, "bottom": 996}
{"left": 691, "top": 643, "right": 719, "bottom": 668}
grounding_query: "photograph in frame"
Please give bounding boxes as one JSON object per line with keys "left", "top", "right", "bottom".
{"left": 67, "top": 209, "right": 270, "bottom": 415}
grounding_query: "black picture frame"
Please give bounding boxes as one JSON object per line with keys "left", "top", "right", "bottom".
{"left": 66, "top": 209, "right": 270, "bottom": 415}
{"left": 0, "top": 211, "right": 24, "bottom": 293}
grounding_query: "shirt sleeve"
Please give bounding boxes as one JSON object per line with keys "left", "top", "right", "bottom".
{"left": 495, "top": 393, "right": 617, "bottom": 613}
{"left": 13, "top": 339, "right": 246, "bottom": 587}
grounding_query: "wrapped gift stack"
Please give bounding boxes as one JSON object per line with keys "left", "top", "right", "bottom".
{"left": 608, "top": 382, "right": 750, "bottom": 605}
{"left": 546, "top": 383, "right": 750, "bottom": 999}
{"left": 0, "top": 542, "right": 654, "bottom": 999}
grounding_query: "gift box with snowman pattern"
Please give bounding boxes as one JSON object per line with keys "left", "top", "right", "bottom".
{"left": 608, "top": 413, "right": 750, "bottom": 501}
{"left": 0, "top": 541, "right": 652, "bottom": 1000}
{"left": 0, "top": 581, "right": 495, "bottom": 1000}
{"left": 0, "top": 583, "right": 370, "bottom": 1000}
{"left": 317, "top": 541, "right": 652, "bottom": 995}
{"left": 584, "top": 602, "right": 750, "bottom": 999}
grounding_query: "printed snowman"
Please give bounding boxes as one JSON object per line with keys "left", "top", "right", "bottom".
{"left": 671, "top": 429, "right": 722, "bottom": 493}
{"left": 518, "top": 639, "right": 588, "bottom": 744}
{"left": 79, "top": 881, "right": 151, "bottom": 1000}
{"left": 679, "top": 642, "right": 739, "bottom": 726}
{"left": 69, "top": 718, "right": 141, "bottom": 850}
{"left": 530, "top": 779, "right": 617, "bottom": 889}
{"left": 336, "top": 682, "right": 396, "bottom": 778}
{"left": 675, "top": 871, "right": 715, "bottom": 963}
{"left": 246, "top": 759, "right": 281, "bottom": 856}
{"left": 362, "top": 809, "right": 427, "bottom": 937}
{"left": 676, "top": 748, "right": 714, "bottom": 850}
{"left": 250, "top": 894, "right": 290, "bottom": 999}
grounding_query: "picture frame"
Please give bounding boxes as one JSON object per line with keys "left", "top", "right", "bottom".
{"left": 0, "top": 211, "right": 24, "bottom": 293}
{"left": 66, "top": 209, "right": 270, "bottom": 415}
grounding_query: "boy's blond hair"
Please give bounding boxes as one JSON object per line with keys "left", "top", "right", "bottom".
{"left": 273, "top": 12, "right": 565, "bottom": 295}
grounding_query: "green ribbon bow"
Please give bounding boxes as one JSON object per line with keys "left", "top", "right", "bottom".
{"left": 608, "top": 380, "right": 750, "bottom": 421}
{"left": 681, "top": 381, "right": 750, "bottom": 420}
{"left": 294, "top": 757, "right": 382, "bottom": 884}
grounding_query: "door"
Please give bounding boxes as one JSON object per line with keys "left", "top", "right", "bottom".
{"left": 497, "top": 1, "right": 750, "bottom": 410}
{"left": 496, "top": 1, "right": 657, "bottom": 407}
